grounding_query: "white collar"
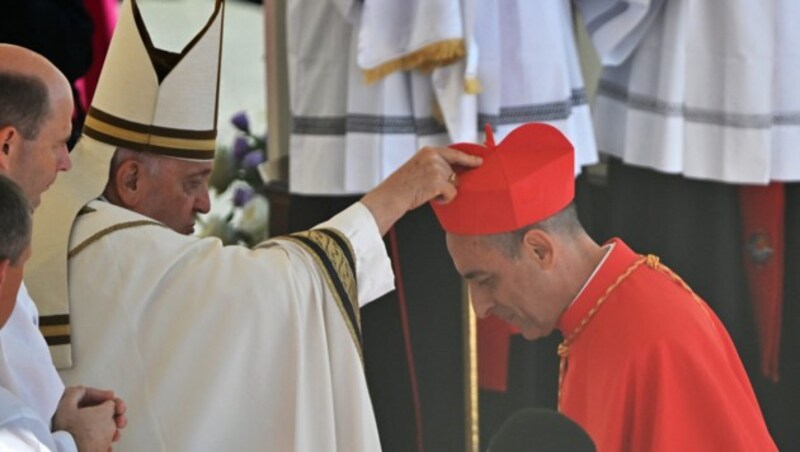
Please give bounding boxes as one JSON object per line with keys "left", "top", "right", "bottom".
{"left": 567, "top": 242, "right": 615, "bottom": 308}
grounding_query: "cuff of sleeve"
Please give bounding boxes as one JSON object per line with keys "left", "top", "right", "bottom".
{"left": 52, "top": 430, "right": 78, "bottom": 452}
{"left": 315, "top": 202, "right": 395, "bottom": 307}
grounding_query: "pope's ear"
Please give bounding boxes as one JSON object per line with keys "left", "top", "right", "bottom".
{"left": 522, "top": 228, "right": 555, "bottom": 269}
{"left": 112, "top": 159, "right": 146, "bottom": 208}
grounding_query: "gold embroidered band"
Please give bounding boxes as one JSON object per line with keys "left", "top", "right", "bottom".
{"left": 84, "top": 107, "right": 217, "bottom": 160}
{"left": 68, "top": 220, "right": 165, "bottom": 260}
{"left": 275, "top": 228, "right": 362, "bottom": 362}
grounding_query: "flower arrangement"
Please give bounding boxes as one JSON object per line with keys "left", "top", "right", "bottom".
{"left": 200, "top": 111, "right": 270, "bottom": 247}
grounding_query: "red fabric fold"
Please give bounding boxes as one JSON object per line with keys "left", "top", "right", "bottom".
{"left": 477, "top": 316, "right": 518, "bottom": 391}
{"left": 739, "top": 183, "right": 785, "bottom": 382}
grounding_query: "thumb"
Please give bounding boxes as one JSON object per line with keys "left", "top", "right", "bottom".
{"left": 433, "top": 181, "right": 458, "bottom": 205}
{"left": 61, "top": 386, "right": 87, "bottom": 407}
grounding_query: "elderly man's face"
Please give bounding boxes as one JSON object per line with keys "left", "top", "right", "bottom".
{"left": 136, "top": 158, "right": 212, "bottom": 235}
{"left": 446, "top": 233, "right": 563, "bottom": 340}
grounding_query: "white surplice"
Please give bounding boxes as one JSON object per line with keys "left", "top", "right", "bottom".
{"left": 585, "top": 0, "right": 800, "bottom": 184}
{"left": 287, "top": 0, "right": 597, "bottom": 195}
{"left": 0, "top": 287, "right": 74, "bottom": 451}
{"left": 0, "top": 286, "right": 64, "bottom": 424}
{"left": 0, "top": 387, "right": 60, "bottom": 451}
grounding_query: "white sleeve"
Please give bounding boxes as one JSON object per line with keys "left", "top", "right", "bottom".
{"left": 0, "top": 425, "right": 57, "bottom": 451}
{"left": 315, "top": 202, "right": 395, "bottom": 307}
{"left": 50, "top": 430, "right": 77, "bottom": 452}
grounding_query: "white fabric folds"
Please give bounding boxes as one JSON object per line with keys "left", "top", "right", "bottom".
{"left": 585, "top": 0, "right": 800, "bottom": 184}
{"left": 287, "top": 0, "right": 597, "bottom": 195}
{"left": 53, "top": 200, "right": 392, "bottom": 451}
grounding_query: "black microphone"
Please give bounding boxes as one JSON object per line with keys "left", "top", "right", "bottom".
{"left": 487, "top": 408, "right": 596, "bottom": 452}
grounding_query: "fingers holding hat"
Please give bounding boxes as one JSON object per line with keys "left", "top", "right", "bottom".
{"left": 360, "top": 145, "right": 482, "bottom": 235}
{"left": 436, "top": 145, "right": 483, "bottom": 170}
{"left": 413, "top": 146, "right": 479, "bottom": 206}
{"left": 436, "top": 177, "right": 459, "bottom": 204}
{"left": 432, "top": 146, "right": 480, "bottom": 203}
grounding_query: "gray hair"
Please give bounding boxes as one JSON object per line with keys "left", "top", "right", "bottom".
{"left": 0, "top": 71, "right": 50, "bottom": 140}
{"left": 107, "top": 147, "right": 163, "bottom": 180}
{"left": 0, "top": 174, "right": 32, "bottom": 265}
{"left": 485, "top": 203, "right": 583, "bottom": 258}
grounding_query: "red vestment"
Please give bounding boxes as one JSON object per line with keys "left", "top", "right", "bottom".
{"left": 557, "top": 239, "right": 776, "bottom": 451}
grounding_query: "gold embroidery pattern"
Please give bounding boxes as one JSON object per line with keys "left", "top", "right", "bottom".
{"left": 275, "top": 229, "right": 362, "bottom": 363}
{"left": 68, "top": 220, "right": 165, "bottom": 260}
{"left": 557, "top": 255, "right": 653, "bottom": 411}
{"left": 292, "top": 230, "right": 358, "bottom": 324}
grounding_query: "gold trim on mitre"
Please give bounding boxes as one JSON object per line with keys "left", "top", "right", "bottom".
{"left": 84, "top": 107, "right": 217, "bottom": 159}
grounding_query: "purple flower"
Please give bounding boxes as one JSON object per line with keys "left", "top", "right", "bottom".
{"left": 231, "top": 111, "right": 250, "bottom": 133}
{"left": 232, "top": 186, "right": 255, "bottom": 207}
{"left": 242, "top": 149, "right": 265, "bottom": 169}
{"left": 232, "top": 136, "right": 250, "bottom": 162}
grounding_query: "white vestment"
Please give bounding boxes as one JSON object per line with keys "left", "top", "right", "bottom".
{"left": 0, "top": 387, "right": 60, "bottom": 451}
{"left": 56, "top": 200, "right": 392, "bottom": 451}
{"left": 585, "top": 0, "right": 800, "bottom": 184}
{"left": 0, "top": 287, "right": 73, "bottom": 451}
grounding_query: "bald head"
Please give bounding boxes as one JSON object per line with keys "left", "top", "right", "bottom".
{"left": 0, "top": 44, "right": 73, "bottom": 207}
{"left": 0, "top": 44, "right": 72, "bottom": 139}
{"left": 0, "top": 44, "right": 70, "bottom": 89}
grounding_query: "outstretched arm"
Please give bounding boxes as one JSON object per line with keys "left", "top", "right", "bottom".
{"left": 360, "top": 146, "right": 482, "bottom": 235}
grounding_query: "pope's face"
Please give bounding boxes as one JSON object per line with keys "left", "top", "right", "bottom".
{"left": 136, "top": 158, "right": 212, "bottom": 235}
{"left": 446, "top": 233, "right": 562, "bottom": 340}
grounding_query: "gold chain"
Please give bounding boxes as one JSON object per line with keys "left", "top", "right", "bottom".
{"left": 557, "top": 254, "right": 661, "bottom": 411}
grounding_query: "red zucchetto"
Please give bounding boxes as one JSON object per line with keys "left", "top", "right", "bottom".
{"left": 432, "top": 123, "right": 574, "bottom": 235}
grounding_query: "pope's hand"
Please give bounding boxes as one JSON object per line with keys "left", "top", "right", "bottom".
{"left": 361, "top": 146, "right": 482, "bottom": 235}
